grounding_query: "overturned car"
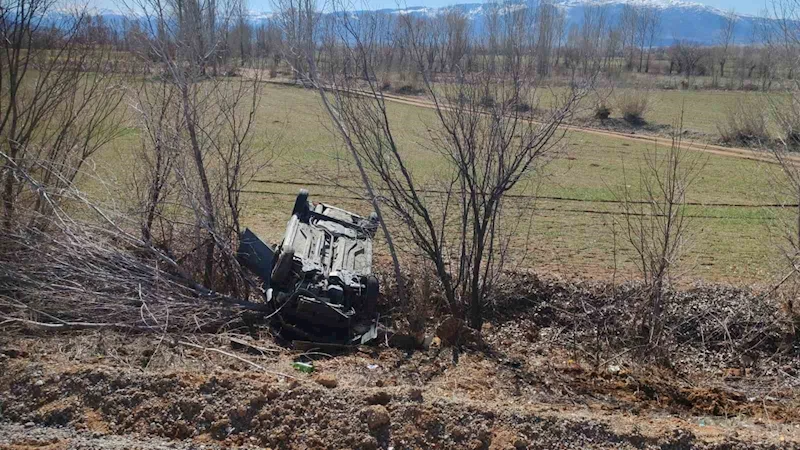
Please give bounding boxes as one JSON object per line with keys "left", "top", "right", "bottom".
{"left": 237, "top": 189, "right": 380, "bottom": 344}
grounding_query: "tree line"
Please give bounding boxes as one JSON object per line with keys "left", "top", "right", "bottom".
{"left": 19, "top": 1, "right": 792, "bottom": 92}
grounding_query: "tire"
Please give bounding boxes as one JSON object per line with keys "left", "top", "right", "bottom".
{"left": 292, "top": 189, "right": 310, "bottom": 221}
{"left": 363, "top": 275, "right": 379, "bottom": 318}
{"left": 271, "top": 246, "right": 295, "bottom": 286}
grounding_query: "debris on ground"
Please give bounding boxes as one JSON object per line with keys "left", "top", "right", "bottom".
{"left": 314, "top": 373, "right": 338, "bottom": 388}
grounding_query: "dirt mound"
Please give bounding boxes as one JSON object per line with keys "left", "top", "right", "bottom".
{"left": 2, "top": 274, "right": 799, "bottom": 449}
{"left": 1, "top": 327, "right": 799, "bottom": 449}
{"left": 0, "top": 363, "right": 784, "bottom": 450}
{"left": 489, "top": 275, "right": 799, "bottom": 371}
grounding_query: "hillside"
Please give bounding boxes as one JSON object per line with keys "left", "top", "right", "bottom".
{"left": 364, "top": 0, "right": 768, "bottom": 46}
{"left": 87, "top": 0, "right": 771, "bottom": 46}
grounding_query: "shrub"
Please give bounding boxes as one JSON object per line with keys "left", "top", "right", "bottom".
{"left": 395, "top": 84, "right": 423, "bottom": 96}
{"left": 615, "top": 90, "right": 650, "bottom": 125}
{"left": 718, "top": 100, "right": 769, "bottom": 146}
{"left": 507, "top": 98, "right": 532, "bottom": 113}
{"left": 771, "top": 94, "right": 800, "bottom": 150}
{"left": 380, "top": 75, "right": 392, "bottom": 91}
{"left": 479, "top": 94, "right": 496, "bottom": 108}
{"left": 594, "top": 103, "right": 612, "bottom": 120}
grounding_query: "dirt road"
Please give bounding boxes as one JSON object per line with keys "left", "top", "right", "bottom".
{"left": 267, "top": 78, "right": 794, "bottom": 166}
{"left": 374, "top": 89, "right": 791, "bottom": 165}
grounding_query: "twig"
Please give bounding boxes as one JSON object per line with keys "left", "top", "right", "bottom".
{"left": 144, "top": 308, "right": 169, "bottom": 372}
{"left": 229, "top": 336, "right": 282, "bottom": 354}
{"left": 177, "top": 340, "right": 298, "bottom": 380}
{"left": 0, "top": 317, "right": 150, "bottom": 331}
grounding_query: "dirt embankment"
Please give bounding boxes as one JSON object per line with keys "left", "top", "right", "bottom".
{"left": 1, "top": 279, "right": 799, "bottom": 449}
{"left": 0, "top": 336, "right": 798, "bottom": 448}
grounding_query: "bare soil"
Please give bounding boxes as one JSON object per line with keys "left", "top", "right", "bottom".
{"left": 2, "top": 274, "right": 798, "bottom": 449}
{"left": 1, "top": 316, "right": 798, "bottom": 449}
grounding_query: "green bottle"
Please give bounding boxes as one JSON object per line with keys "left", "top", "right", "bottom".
{"left": 292, "top": 361, "right": 314, "bottom": 373}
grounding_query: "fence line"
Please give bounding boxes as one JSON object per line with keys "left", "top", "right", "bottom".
{"left": 240, "top": 187, "right": 777, "bottom": 221}
{"left": 249, "top": 179, "right": 794, "bottom": 209}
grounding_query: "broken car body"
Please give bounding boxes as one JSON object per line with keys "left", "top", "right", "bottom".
{"left": 237, "top": 189, "right": 380, "bottom": 344}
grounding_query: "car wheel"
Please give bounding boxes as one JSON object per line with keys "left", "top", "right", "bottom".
{"left": 271, "top": 246, "right": 295, "bottom": 285}
{"left": 364, "top": 275, "right": 379, "bottom": 317}
{"left": 292, "top": 189, "right": 310, "bottom": 221}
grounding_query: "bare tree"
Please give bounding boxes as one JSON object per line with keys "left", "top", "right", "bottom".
{"left": 643, "top": 6, "right": 661, "bottom": 73}
{"left": 443, "top": 8, "right": 470, "bottom": 73}
{"left": 577, "top": 4, "right": 609, "bottom": 76}
{"left": 485, "top": 1, "right": 500, "bottom": 75}
{"left": 604, "top": 28, "right": 622, "bottom": 73}
{"left": 616, "top": 126, "right": 705, "bottom": 350}
{"left": 289, "top": 1, "right": 589, "bottom": 329}
{"left": 717, "top": 10, "right": 738, "bottom": 80}
{"left": 618, "top": 4, "right": 660, "bottom": 74}
{"left": 0, "top": 0, "right": 125, "bottom": 230}
{"left": 274, "top": 0, "right": 319, "bottom": 82}
{"left": 123, "top": 0, "right": 269, "bottom": 294}
{"left": 670, "top": 40, "right": 707, "bottom": 78}
{"left": 534, "top": 0, "right": 563, "bottom": 77}
{"left": 620, "top": 4, "right": 639, "bottom": 70}
{"left": 229, "top": 1, "right": 254, "bottom": 65}
{"left": 762, "top": 1, "right": 800, "bottom": 278}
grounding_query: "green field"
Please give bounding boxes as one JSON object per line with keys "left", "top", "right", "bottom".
{"left": 530, "top": 86, "right": 780, "bottom": 138}
{"left": 99, "top": 82, "right": 789, "bottom": 285}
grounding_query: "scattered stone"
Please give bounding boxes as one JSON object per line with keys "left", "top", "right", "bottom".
{"left": 450, "top": 425, "right": 467, "bottom": 440}
{"left": 360, "top": 405, "right": 390, "bottom": 431}
{"left": 408, "top": 388, "right": 423, "bottom": 402}
{"left": 467, "top": 438, "right": 484, "bottom": 450}
{"left": 24, "top": 422, "right": 35, "bottom": 428}
{"left": 365, "top": 391, "right": 391, "bottom": 405}
{"left": 314, "top": 373, "right": 338, "bottom": 389}
{"left": 262, "top": 386, "right": 280, "bottom": 400}
{"left": 34, "top": 379, "right": 44, "bottom": 387}
{"left": 2, "top": 348, "right": 28, "bottom": 358}
{"left": 358, "top": 435, "right": 379, "bottom": 450}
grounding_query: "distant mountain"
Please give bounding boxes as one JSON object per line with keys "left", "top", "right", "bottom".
{"left": 339, "top": 0, "right": 769, "bottom": 46}
{"left": 87, "top": 0, "right": 773, "bottom": 47}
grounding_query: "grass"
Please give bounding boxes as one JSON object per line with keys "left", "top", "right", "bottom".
{"left": 382, "top": 72, "right": 788, "bottom": 139}
{"left": 534, "top": 87, "right": 784, "bottom": 138}
{"left": 90, "top": 82, "right": 790, "bottom": 285}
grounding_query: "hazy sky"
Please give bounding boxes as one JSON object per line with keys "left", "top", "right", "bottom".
{"left": 246, "top": 0, "right": 767, "bottom": 15}
{"left": 697, "top": 0, "right": 766, "bottom": 15}
{"left": 93, "top": 0, "right": 769, "bottom": 17}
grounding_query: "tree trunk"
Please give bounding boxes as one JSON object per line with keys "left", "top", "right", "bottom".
{"left": 182, "top": 85, "right": 216, "bottom": 286}
{"left": 1, "top": 141, "right": 20, "bottom": 230}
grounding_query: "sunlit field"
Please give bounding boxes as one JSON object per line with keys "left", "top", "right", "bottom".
{"left": 89, "top": 81, "right": 787, "bottom": 285}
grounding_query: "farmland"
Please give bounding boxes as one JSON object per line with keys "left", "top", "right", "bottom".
{"left": 101, "top": 81, "right": 780, "bottom": 284}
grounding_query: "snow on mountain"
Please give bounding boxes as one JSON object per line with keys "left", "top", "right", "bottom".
{"left": 80, "top": 0, "right": 770, "bottom": 46}
{"left": 377, "top": 0, "right": 768, "bottom": 46}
